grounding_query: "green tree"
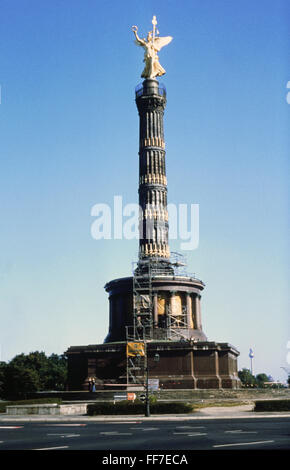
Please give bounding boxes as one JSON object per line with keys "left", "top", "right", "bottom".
{"left": 3, "top": 364, "right": 40, "bottom": 399}
{"left": 1, "top": 351, "right": 67, "bottom": 399}
{"left": 42, "top": 354, "right": 67, "bottom": 391}
{"left": 238, "top": 368, "right": 257, "bottom": 387}
{"left": 0, "top": 362, "right": 7, "bottom": 398}
{"left": 255, "top": 373, "right": 270, "bottom": 388}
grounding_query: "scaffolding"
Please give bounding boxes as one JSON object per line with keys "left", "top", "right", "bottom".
{"left": 132, "top": 259, "right": 154, "bottom": 341}
{"left": 125, "top": 258, "right": 154, "bottom": 387}
{"left": 125, "top": 335, "right": 147, "bottom": 388}
{"left": 166, "top": 304, "right": 189, "bottom": 341}
{"left": 125, "top": 252, "right": 199, "bottom": 385}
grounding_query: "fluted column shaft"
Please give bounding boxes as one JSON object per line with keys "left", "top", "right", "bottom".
{"left": 194, "top": 295, "right": 202, "bottom": 330}
{"left": 136, "top": 79, "right": 170, "bottom": 260}
{"left": 186, "top": 293, "right": 193, "bottom": 329}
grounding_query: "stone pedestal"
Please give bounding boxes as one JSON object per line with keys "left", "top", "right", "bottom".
{"left": 66, "top": 272, "right": 240, "bottom": 390}
{"left": 66, "top": 341, "right": 240, "bottom": 391}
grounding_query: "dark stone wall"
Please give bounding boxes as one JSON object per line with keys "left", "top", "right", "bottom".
{"left": 66, "top": 341, "right": 240, "bottom": 390}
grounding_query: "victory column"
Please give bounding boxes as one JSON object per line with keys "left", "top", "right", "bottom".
{"left": 66, "top": 17, "right": 240, "bottom": 391}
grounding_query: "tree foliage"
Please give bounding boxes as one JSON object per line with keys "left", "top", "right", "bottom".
{"left": 256, "top": 373, "right": 270, "bottom": 387}
{"left": 238, "top": 368, "right": 270, "bottom": 388}
{"left": 0, "top": 351, "right": 67, "bottom": 399}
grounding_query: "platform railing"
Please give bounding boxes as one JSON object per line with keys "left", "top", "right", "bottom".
{"left": 135, "top": 82, "right": 166, "bottom": 99}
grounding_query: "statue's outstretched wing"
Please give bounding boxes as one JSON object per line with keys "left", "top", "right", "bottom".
{"left": 154, "top": 36, "right": 173, "bottom": 51}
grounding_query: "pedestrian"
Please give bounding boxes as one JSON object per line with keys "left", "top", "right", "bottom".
{"left": 92, "top": 379, "right": 96, "bottom": 392}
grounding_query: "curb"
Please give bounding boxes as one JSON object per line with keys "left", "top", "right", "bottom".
{"left": 1, "top": 411, "right": 290, "bottom": 422}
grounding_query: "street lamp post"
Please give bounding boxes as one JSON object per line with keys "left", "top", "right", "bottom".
{"left": 145, "top": 354, "right": 150, "bottom": 417}
{"left": 144, "top": 351, "right": 160, "bottom": 417}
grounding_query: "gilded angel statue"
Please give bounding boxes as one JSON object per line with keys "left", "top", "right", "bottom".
{"left": 132, "top": 16, "right": 173, "bottom": 79}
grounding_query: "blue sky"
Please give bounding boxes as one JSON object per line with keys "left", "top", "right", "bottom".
{"left": 0, "top": 0, "right": 289, "bottom": 382}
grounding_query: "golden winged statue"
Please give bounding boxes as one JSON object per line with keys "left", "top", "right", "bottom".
{"left": 132, "top": 16, "right": 173, "bottom": 79}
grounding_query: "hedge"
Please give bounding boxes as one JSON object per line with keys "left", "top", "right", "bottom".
{"left": 87, "top": 400, "right": 194, "bottom": 416}
{"left": 254, "top": 399, "right": 290, "bottom": 412}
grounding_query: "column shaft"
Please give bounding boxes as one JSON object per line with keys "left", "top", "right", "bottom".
{"left": 186, "top": 293, "right": 193, "bottom": 329}
{"left": 195, "top": 295, "right": 202, "bottom": 330}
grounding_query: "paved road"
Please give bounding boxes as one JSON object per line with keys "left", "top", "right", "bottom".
{"left": 0, "top": 417, "right": 289, "bottom": 451}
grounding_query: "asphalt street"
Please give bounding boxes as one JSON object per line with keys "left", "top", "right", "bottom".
{"left": 0, "top": 417, "right": 289, "bottom": 451}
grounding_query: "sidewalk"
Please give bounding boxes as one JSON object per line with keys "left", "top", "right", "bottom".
{"left": 0, "top": 404, "right": 290, "bottom": 421}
